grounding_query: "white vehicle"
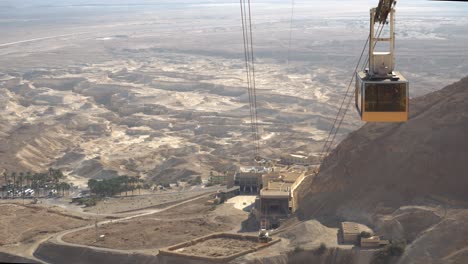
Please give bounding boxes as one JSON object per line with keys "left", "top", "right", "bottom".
{"left": 48, "top": 189, "right": 58, "bottom": 197}
{"left": 258, "top": 228, "right": 270, "bottom": 243}
{"left": 23, "top": 189, "right": 35, "bottom": 197}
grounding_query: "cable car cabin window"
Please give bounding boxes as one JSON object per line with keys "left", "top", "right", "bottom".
{"left": 365, "top": 83, "right": 406, "bottom": 112}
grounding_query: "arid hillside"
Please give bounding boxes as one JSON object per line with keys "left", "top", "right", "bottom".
{"left": 298, "top": 76, "right": 468, "bottom": 217}
{"left": 296, "top": 76, "right": 468, "bottom": 263}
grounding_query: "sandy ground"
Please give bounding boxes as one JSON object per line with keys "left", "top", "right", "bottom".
{"left": 62, "top": 196, "right": 249, "bottom": 250}
{"left": 0, "top": 190, "right": 226, "bottom": 261}
{"left": 176, "top": 238, "right": 259, "bottom": 257}
{"left": 34, "top": 186, "right": 220, "bottom": 216}
{"left": 0, "top": 203, "right": 91, "bottom": 259}
{"left": 226, "top": 195, "right": 257, "bottom": 211}
{"left": 84, "top": 188, "right": 219, "bottom": 214}
{"left": 63, "top": 217, "right": 232, "bottom": 250}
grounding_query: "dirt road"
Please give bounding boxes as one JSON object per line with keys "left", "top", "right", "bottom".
{"left": 30, "top": 192, "right": 216, "bottom": 263}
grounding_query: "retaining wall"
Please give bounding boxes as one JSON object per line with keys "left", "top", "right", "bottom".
{"left": 159, "top": 232, "right": 280, "bottom": 263}
{"left": 34, "top": 242, "right": 160, "bottom": 264}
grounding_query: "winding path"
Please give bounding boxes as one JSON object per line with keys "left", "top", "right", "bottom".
{"left": 27, "top": 192, "right": 215, "bottom": 264}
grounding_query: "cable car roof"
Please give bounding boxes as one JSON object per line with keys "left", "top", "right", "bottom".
{"left": 357, "top": 71, "right": 408, "bottom": 83}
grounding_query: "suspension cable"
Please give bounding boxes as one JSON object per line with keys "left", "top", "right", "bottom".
{"left": 319, "top": 35, "right": 370, "bottom": 163}
{"left": 247, "top": 0, "right": 261, "bottom": 157}
{"left": 319, "top": 9, "right": 392, "bottom": 166}
{"left": 287, "top": 0, "right": 295, "bottom": 65}
{"left": 239, "top": 0, "right": 257, "bottom": 158}
{"left": 239, "top": 0, "right": 261, "bottom": 160}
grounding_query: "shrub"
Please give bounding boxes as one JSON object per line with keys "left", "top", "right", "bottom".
{"left": 83, "top": 197, "right": 97, "bottom": 207}
{"left": 294, "top": 245, "right": 304, "bottom": 253}
{"left": 191, "top": 176, "right": 202, "bottom": 186}
{"left": 315, "top": 243, "right": 327, "bottom": 255}
{"left": 360, "top": 231, "right": 372, "bottom": 238}
{"left": 387, "top": 240, "right": 406, "bottom": 256}
{"left": 75, "top": 197, "right": 97, "bottom": 207}
{"left": 372, "top": 240, "right": 406, "bottom": 264}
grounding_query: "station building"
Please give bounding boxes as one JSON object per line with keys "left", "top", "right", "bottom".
{"left": 234, "top": 166, "right": 270, "bottom": 194}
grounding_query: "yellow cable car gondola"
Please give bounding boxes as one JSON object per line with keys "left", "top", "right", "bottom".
{"left": 355, "top": 4, "right": 409, "bottom": 122}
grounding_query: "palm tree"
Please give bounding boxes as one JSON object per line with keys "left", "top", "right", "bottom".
{"left": 2, "top": 172, "right": 8, "bottom": 198}
{"left": 68, "top": 183, "right": 74, "bottom": 196}
{"left": 130, "top": 177, "right": 136, "bottom": 196}
{"left": 58, "top": 182, "right": 70, "bottom": 197}
{"left": 88, "top": 179, "right": 98, "bottom": 195}
{"left": 123, "top": 177, "right": 129, "bottom": 196}
{"left": 48, "top": 168, "right": 64, "bottom": 187}
{"left": 11, "top": 172, "right": 16, "bottom": 197}
{"left": 3, "top": 172, "right": 7, "bottom": 186}
{"left": 136, "top": 176, "right": 143, "bottom": 195}
{"left": 18, "top": 172, "right": 25, "bottom": 196}
{"left": 57, "top": 182, "right": 63, "bottom": 197}
{"left": 63, "top": 182, "right": 71, "bottom": 197}
{"left": 122, "top": 176, "right": 129, "bottom": 197}
{"left": 25, "top": 172, "right": 32, "bottom": 188}
{"left": 38, "top": 173, "right": 48, "bottom": 197}
{"left": 31, "top": 173, "right": 38, "bottom": 197}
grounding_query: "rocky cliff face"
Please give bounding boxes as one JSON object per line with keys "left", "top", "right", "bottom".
{"left": 295, "top": 76, "right": 468, "bottom": 263}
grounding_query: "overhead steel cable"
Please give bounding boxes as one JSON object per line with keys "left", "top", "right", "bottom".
{"left": 326, "top": 26, "right": 387, "bottom": 154}
{"left": 319, "top": 35, "right": 370, "bottom": 164}
{"left": 239, "top": 0, "right": 260, "bottom": 159}
{"left": 247, "top": 0, "right": 261, "bottom": 158}
{"left": 287, "top": 0, "right": 295, "bottom": 65}
{"left": 240, "top": 0, "right": 256, "bottom": 156}
{"left": 319, "top": 6, "right": 393, "bottom": 167}
{"left": 245, "top": 0, "right": 260, "bottom": 158}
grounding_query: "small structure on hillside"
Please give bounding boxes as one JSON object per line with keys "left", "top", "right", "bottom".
{"left": 340, "top": 222, "right": 386, "bottom": 247}
{"left": 341, "top": 222, "right": 361, "bottom": 244}
{"left": 360, "top": 236, "right": 389, "bottom": 248}
{"left": 280, "top": 153, "right": 312, "bottom": 165}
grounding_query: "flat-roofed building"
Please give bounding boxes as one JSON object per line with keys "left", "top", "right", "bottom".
{"left": 262, "top": 170, "right": 303, "bottom": 188}
{"left": 361, "top": 236, "right": 390, "bottom": 248}
{"left": 341, "top": 222, "right": 361, "bottom": 244}
{"left": 234, "top": 166, "right": 270, "bottom": 193}
{"left": 262, "top": 171, "right": 280, "bottom": 188}
{"left": 361, "top": 236, "right": 380, "bottom": 248}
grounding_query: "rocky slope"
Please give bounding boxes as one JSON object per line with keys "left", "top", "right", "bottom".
{"left": 296, "top": 76, "right": 468, "bottom": 263}
{"left": 0, "top": 56, "right": 341, "bottom": 186}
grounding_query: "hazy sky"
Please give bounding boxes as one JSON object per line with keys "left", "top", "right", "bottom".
{"left": 1, "top": 0, "right": 466, "bottom": 14}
